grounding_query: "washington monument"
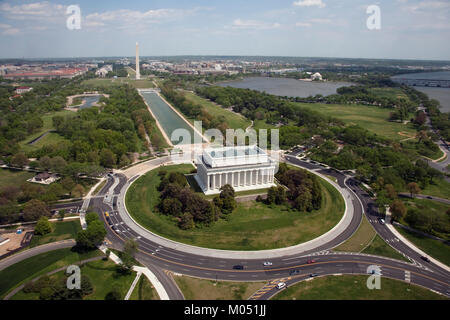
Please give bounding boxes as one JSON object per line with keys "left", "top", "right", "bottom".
{"left": 135, "top": 42, "right": 141, "bottom": 80}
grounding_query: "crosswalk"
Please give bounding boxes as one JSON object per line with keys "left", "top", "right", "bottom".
{"left": 248, "top": 277, "right": 292, "bottom": 300}
{"left": 405, "top": 270, "right": 411, "bottom": 283}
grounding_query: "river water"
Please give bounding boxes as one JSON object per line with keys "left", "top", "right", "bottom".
{"left": 392, "top": 72, "right": 450, "bottom": 113}
{"left": 217, "top": 77, "right": 353, "bottom": 98}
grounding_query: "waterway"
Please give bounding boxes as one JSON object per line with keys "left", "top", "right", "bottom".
{"left": 77, "top": 95, "right": 101, "bottom": 109}
{"left": 392, "top": 72, "right": 450, "bottom": 113}
{"left": 217, "top": 77, "right": 353, "bottom": 98}
{"left": 140, "top": 91, "right": 204, "bottom": 145}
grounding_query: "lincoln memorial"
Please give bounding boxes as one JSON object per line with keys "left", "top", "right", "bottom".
{"left": 195, "top": 145, "right": 277, "bottom": 195}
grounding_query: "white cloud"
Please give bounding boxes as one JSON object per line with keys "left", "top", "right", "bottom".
{"left": 295, "top": 22, "right": 312, "bottom": 27}
{"left": 293, "top": 0, "right": 326, "bottom": 8}
{"left": 406, "top": 1, "right": 450, "bottom": 13}
{"left": 231, "top": 19, "right": 281, "bottom": 30}
{"left": 0, "top": 1, "right": 66, "bottom": 21}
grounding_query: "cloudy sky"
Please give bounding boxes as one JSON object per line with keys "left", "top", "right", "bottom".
{"left": 0, "top": 0, "right": 449, "bottom": 60}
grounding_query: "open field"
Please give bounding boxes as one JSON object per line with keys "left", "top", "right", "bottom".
{"left": 416, "top": 178, "right": 450, "bottom": 200}
{"left": 10, "top": 258, "right": 136, "bottom": 300}
{"left": 362, "top": 235, "right": 409, "bottom": 261}
{"left": 126, "top": 164, "right": 345, "bottom": 250}
{"left": 29, "top": 220, "right": 81, "bottom": 248}
{"left": 82, "top": 78, "right": 155, "bottom": 89}
{"left": 395, "top": 227, "right": 450, "bottom": 266}
{"left": 296, "top": 102, "right": 417, "bottom": 142}
{"left": 0, "top": 168, "right": 34, "bottom": 186}
{"left": 182, "top": 91, "right": 252, "bottom": 130}
{"left": 0, "top": 247, "right": 103, "bottom": 299}
{"left": 174, "top": 275, "right": 265, "bottom": 300}
{"left": 334, "top": 214, "right": 408, "bottom": 261}
{"left": 272, "top": 274, "right": 447, "bottom": 300}
{"left": 368, "top": 87, "right": 411, "bottom": 101}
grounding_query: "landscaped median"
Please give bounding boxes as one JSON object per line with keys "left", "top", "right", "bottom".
{"left": 125, "top": 163, "right": 345, "bottom": 251}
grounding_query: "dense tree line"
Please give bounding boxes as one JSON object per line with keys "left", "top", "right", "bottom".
{"left": 274, "top": 163, "right": 322, "bottom": 212}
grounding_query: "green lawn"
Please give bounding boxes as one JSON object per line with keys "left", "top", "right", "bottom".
{"left": 296, "top": 102, "right": 417, "bottom": 142}
{"left": 29, "top": 220, "right": 81, "bottom": 248}
{"left": 417, "top": 178, "right": 450, "bottom": 200}
{"left": 129, "top": 274, "right": 159, "bottom": 300}
{"left": 395, "top": 227, "right": 450, "bottom": 267}
{"left": 362, "top": 235, "right": 409, "bottom": 262}
{"left": 126, "top": 164, "right": 345, "bottom": 250}
{"left": 182, "top": 91, "right": 252, "bottom": 130}
{"left": 335, "top": 214, "right": 408, "bottom": 262}
{"left": 272, "top": 275, "right": 446, "bottom": 300}
{"left": 0, "top": 168, "right": 34, "bottom": 186}
{"left": 174, "top": 275, "right": 265, "bottom": 300}
{"left": 401, "top": 197, "right": 450, "bottom": 240}
{"left": 82, "top": 78, "right": 155, "bottom": 89}
{"left": 0, "top": 247, "right": 103, "bottom": 299}
{"left": 368, "top": 87, "right": 411, "bottom": 102}
{"left": 10, "top": 258, "right": 136, "bottom": 300}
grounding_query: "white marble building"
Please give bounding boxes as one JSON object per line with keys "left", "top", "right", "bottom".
{"left": 195, "top": 145, "right": 277, "bottom": 195}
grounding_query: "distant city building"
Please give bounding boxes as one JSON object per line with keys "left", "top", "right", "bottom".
{"left": 15, "top": 86, "right": 33, "bottom": 94}
{"left": 311, "top": 72, "right": 323, "bottom": 81}
{"left": 195, "top": 145, "right": 277, "bottom": 195}
{"left": 95, "top": 65, "right": 113, "bottom": 77}
{"left": 3, "top": 68, "right": 87, "bottom": 80}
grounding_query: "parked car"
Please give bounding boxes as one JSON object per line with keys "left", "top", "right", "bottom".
{"left": 277, "top": 282, "right": 286, "bottom": 289}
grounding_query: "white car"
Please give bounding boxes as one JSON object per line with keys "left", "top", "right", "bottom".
{"left": 263, "top": 261, "right": 273, "bottom": 266}
{"left": 379, "top": 218, "right": 385, "bottom": 225}
{"left": 277, "top": 282, "right": 286, "bottom": 289}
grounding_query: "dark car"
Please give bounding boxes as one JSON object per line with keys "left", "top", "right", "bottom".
{"left": 421, "top": 256, "right": 431, "bottom": 263}
{"left": 309, "top": 273, "right": 319, "bottom": 277}
{"left": 289, "top": 269, "right": 301, "bottom": 275}
{"left": 426, "top": 196, "right": 433, "bottom": 199}
{"left": 232, "top": 265, "right": 244, "bottom": 270}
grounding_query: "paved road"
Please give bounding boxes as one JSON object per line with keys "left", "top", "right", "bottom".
{"left": 86, "top": 156, "right": 449, "bottom": 299}
{"left": 398, "top": 193, "right": 450, "bottom": 205}
{"left": 0, "top": 239, "right": 76, "bottom": 272}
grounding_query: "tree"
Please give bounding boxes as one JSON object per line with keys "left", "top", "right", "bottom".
{"left": 39, "top": 156, "right": 52, "bottom": 170}
{"left": 390, "top": 200, "right": 406, "bottom": 222}
{"left": 34, "top": 216, "right": 53, "bottom": 235}
{"left": 124, "top": 239, "right": 139, "bottom": 258}
{"left": 71, "top": 184, "right": 85, "bottom": 198}
{"left": 76, "top": 219, "right": 106, "bottom": 250}
{"left": 105, "top": 287, "right": 121, "bottom": 300}
{"left": 100, "top": 149, "right": 117, "bottom": 168}
{"left": 85, "top": 212, "right": 99, "bottom": 225}
{"left": 407, "top": 182, "right": 421, "bottom": 198}
{"left": 178, "top": 212, "right": 195, "bottom": 230}
{"left": 11, "top": 152, "right": 29, "bottom": 168}
{"left": 385, "top": 184, "right": 397, "bottom": 200}
{"left": 119, "top": 154, "right": 130, "bottom": 168}
{"left": 23, "top": 199, "right": 51, "bottom": 221}
{"left": 50, "top": 156, "right": 67, "bottom": 173}
{"left": 219, "top": 184, "right": 235, "bottom": 199}
{"left": 58, "top": 209, "right": 66, "bottom": 221}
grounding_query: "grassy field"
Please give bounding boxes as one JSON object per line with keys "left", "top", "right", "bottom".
{"left": 20, "top": 110, "right": 74, "bottom": 152}
{"left": 272, "top": 275, "right": 447, "bottom": 300}
{"left": 362, "top": 235, "right": 409, "bottom": 261}
{"left": 82, "top": 78, "right": 155, "bottom": 89}
{"left": 296, "top": 102, "right": 417, "bottom": 142}
{"left": 368, "top": 87, "right": 411, "bottom": 101}
{"left": 126, "top": 164, "right": 345, "bottom": 250}
{"left": 10, "top": 258, "right": 136, "bottom": 300}
{"left": 395, "top": 227, "right": 450, "bottom": 266}
{"left": 29, "top": 220, "right": 81, "bottom": 248}
{"left": 417, "top": 178, "right": 450, "bottom": 200}
{"left": 0, "top": 168, "right": 34, "bottom": 186}
{"left": 335, "top": 214, "right": 408, "bottom": 262}
{"left": 0, "top": 247, "right": 103, "bottom": 299}
{"left": 129, "top": 274, "right": 159, "bottom": 300}
{"left": 182, "top": 91, "right": 252, "bottom": 130}
{"left": 174, "top": 275, "right": 265, "bottom": 300}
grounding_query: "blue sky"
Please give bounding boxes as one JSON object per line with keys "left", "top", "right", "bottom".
{"left": 0, "top": 0, "right": 449, "bottom": 60}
